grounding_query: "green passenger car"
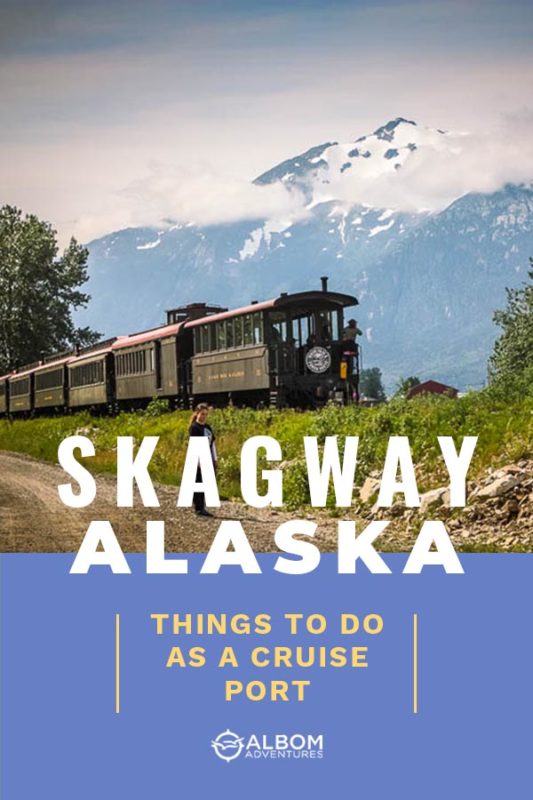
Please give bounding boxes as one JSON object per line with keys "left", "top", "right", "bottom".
{"left": 34, "top": 357, "right": 72, "bottom": 411}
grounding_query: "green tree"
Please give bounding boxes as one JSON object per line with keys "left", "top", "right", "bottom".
{"left": 488, "top": 259, "right": 533, "bottom": 394}
{"left": 395, "top": 375, "right": 421, "bottom": 398}
{"left": 359, "top": 367, "right": 386, "bottom": 401}
{"left": 0, "top": 205, "right": 100, "bottom": 372}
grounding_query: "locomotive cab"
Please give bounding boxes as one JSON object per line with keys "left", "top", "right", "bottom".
{"left": 264, "top": 280, "right": 359, "bottom": 407}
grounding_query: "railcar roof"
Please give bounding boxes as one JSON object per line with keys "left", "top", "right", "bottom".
{"left": 4, "top": 355, "right": 74, "bottom": 380}
{"left": 6, "top": 364, "right": 60, "bottom": 381}
{"left": 184, "top": 290, "right": 358, "bottom": 328}
{"left": 7, "top": 366, "right": 38, "bottom": 379}
{"left": 111, "top": 322, "right": 185, "bottom": 349}
{"left": 185, "top": 299, "right": 275, "bottom": 327}
{"left": 68, "top": 346, "right": 114, "bottom": 363}
{"left": 35, "top": 356, "right": 74, "bottom": 371}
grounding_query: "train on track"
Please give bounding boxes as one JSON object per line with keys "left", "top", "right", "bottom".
{"left": 0, "top": 278, "right": 361, "bottom": 416}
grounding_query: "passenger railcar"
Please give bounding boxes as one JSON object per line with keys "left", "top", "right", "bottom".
{"left": 186, "top": 280, "right": 359, "bottom": 407}
{"left": 34, "top": 356, "right": 73, "bottom": 411}
{"left": 112, "top": 321, "right": 189, "bottom": 408}
{"left": 67, "top": 340, "right": 116, "bottom": 410}
{"left": 8, "top": 370, "right": 34, "bottom": 414}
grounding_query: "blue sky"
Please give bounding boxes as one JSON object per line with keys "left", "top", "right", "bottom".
{"left": 1, "top": 0, "right": 532, "bottom": 242}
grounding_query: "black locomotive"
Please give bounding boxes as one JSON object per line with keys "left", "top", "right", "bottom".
{"left": 0, "top": 278, "right": 360, "bottom": 415}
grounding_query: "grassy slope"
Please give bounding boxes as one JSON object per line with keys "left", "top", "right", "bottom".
{"left": 0, "top": 392, "right": 531, "bottom": 508}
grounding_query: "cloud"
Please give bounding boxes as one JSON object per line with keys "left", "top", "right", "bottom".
{"left": 71, "top": 163, "right": 308, "bottom": 243}
{"left": 316, "top": 118, "right": 533, "bottom": 213}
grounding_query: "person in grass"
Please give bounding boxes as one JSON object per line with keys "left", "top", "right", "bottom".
{"left": 188, "top": 402, "right": 217, "bottom": 517}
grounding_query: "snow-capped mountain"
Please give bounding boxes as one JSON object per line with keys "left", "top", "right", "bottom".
{"left": 76, "top": 119, "right": 533, "bottom": 390}
{"left": 254, "top": 117, "right": 448, "bottom": 203}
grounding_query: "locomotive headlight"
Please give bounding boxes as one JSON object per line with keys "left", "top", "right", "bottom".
{"left": 305, "top": 346, "right": 331, "bottom": 374}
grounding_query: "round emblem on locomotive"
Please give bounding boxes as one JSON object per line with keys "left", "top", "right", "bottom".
{"left": 305, "top": 346, "right": 331, "bottom": 374}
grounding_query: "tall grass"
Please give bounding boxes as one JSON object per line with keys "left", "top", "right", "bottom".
{"left": 0, "top": 390, "right": 531, "bottom": 507}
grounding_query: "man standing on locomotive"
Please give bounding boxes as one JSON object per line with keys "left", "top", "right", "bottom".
{"left": 188, "top": 402, "right": 217, "bottom": 517}
{"left": 341, "top": 318, "right": 362, "bottom": 352}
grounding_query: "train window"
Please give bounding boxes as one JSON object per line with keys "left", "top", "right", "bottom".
{"left": 234, "top": 316, "right": 243, "bottom": 348}
{"left": 10, "top": 378, "right": 30, "bottom": 396}
{"left": 201, "top": 325, "right": 210, "bottom": 352}
{"left": 295, "top": 314, "right": 316, "bottom": 347}
{"left": 226, "top": 319, "right": 234, "bottom": 348}
{"left": 70, "top": 361, "right": 104, "bottom": 387}
{"left": 252, "top": 313, "right": 263, "bottom": 344}
{"left": 194, "top": 329, "right": 202, "bottom": 354}
{"left": 317, "top": 311, "right": 332, "bottom": 342}
{"left": 332, "top": 311, "right": 341, "bottom": 341}
{"left": 217, "top": 322, "right": 226, "bottom": 350}
{"left": 35, "top": 368, "right": 63, "bottom": 391}
{"left": 270, "top": 319, "right": 289, "bottom": 343}
{"left": 0, "top": 383, "right": 5, "bottom": 398}
{"left": 243, "top": 314, "right": 253, "bottom": 345}
{"left": 154, "top": 341, "right": 162, "bottom": 388}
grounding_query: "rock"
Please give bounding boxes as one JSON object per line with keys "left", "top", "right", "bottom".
{"left": 476, "top": 474, "right": 523, "bottom": 498}
{"left": 419, "top": 486, "right": 449, "bottom": 514}
{"left": 74, "top": 426, "right": 98, "bottom": 436}
{"left": 499, "top": 464, "right": 524, "bottom": 475}
{"left": 278, "top": 459, "right": 296, "bottom": 471}
{"left": 360, "top": 477, "right": 381, "bottom": 503}
{"left": 389, "top": 501, "right": 405, "bottom": 517}
{"left": 503, "top": 498, "right": 520, "bottom": 516}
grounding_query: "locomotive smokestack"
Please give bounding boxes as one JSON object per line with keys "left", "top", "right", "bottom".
{"left": 320, "top": 276, "right": 328, "bottom": 292}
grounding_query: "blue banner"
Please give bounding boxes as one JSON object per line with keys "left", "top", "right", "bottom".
{"left": 1, "top": 554, "right": 531, "bottom": 798}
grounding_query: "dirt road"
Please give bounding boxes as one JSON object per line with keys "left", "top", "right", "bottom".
{"left": 0, "top": 450, "right": 341, "bottom": 553}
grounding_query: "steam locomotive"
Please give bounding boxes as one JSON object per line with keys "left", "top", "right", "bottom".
{"left": 0, "top": 278, "right": 360, "bottom": 415}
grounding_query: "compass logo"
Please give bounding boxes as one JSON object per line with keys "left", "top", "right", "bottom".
{"left": 211, "top": 729, "right": 245, "bottom": 763}
{"left": 211, "top": 730, "right": 324, "bottom": 762}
